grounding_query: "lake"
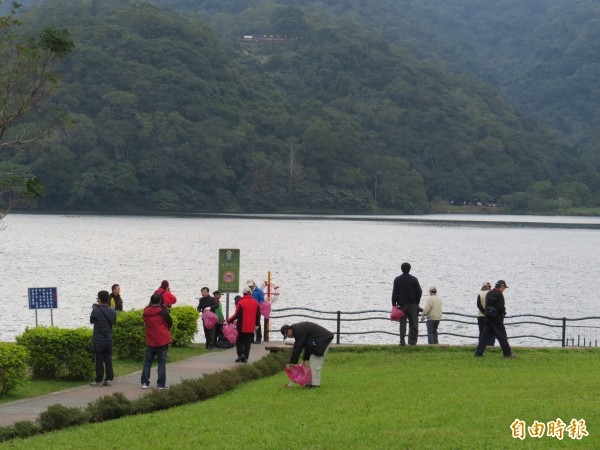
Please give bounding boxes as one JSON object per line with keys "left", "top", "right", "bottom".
{"left": 1, "top": 213, "right": 599, "bottom": 346}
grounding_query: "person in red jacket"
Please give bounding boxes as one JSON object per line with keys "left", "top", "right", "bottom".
{"left": 155, "top": 280, "right": 177, "bottom": 308}
{"left": 226, "top": 286, "right": 260, "bottom": 363}
{"left": 141, "top": 293, "right": 173, "bottom": 389}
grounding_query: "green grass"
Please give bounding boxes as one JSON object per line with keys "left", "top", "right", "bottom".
{"left": 0, "top": 345, "right": 209, "bottom": 404}
{"left": 2, "top": 346, "right": 598, "bottom": 449}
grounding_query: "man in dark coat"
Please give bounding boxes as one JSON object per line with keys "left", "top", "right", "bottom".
{"left": 391, "top": 262, "right": 423, "bottom": 345}
{"left": 281, "top": 322, "right": 334, "bottom": 388}
{"left": 90, "top": 290, "right": 117, "bottom": 386}
{"left": 197, "top": 287, "right": 219, "bottom": 349}
{"left": 475, "top": 280, "right": 516, "bottom": 358}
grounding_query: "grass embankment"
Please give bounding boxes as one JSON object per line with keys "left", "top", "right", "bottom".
{"left": 0, "top": 345, "right": 209, "bottom": 405}
{"left": 3, "top": 346, "right": 598, "bottom": 449}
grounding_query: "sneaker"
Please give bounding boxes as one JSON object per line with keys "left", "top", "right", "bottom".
{"left": 304, "top": 383, "right": 313, "bottom": 389}
{"left": 103, "top": 380, "right": 112, "bottom": 386}
{"left": 90, "top": 381, "right": 103, "bottom": 387}
{"left": 235, "top": 357, "right": 242, "bottom": 363}
{"left": 504, "top": 354, "right": 517, "bottom": 359}
{"left": 141, "top": 383, "right": 149, "bottom": 389}
{"left": 157, "top": 385, "right": 169, "bottom": 390}
{"left": 240, "top": 358, "right": 247, "bottom": 363}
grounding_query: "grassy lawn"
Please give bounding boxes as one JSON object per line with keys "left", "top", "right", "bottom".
{"left": 0, "top": 345, "right": 210, "bottom": 405}
{"left": 1, "top": 346, "right": 598, "bottom": 449}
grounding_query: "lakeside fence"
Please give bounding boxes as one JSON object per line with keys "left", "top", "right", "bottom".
{"left": 266, "top": 307, "right": 600, "bottom": 347}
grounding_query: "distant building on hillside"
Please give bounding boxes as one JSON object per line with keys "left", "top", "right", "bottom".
{"left": 238, "top": 35, "right": 297, "bottom": 45}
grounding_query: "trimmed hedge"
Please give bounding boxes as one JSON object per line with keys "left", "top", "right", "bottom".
{"left": 0, "top": 352, "right": 289, "bottom": 442}
{"left": 15, "top": 327, "right": 93, "bottom": 380}
{"left": 170, "top": 306, "right": 199, "bottom": 346}
{"left": 113, "top": 306, "right": 199, "bottom": 360}
{"left": 0, "top": 343, "right": 29, "bottom": 396}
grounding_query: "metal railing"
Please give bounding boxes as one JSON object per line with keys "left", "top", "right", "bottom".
{"left": 266, "top": 307, "right": 600, "bottom": 347}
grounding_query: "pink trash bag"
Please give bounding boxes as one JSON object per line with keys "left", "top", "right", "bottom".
{"left": 285, "top": 364, "right": 312, "bottom": 387}
{"left": 202, "top": 310, "right": 218, "bottom": 330}
{"left": 259, "top": 301, "right": 272, "bottom": 318}
{"left": 390, "top": 306, "right": 405, "bottom": 321}
{"left": 223, "top": 322, "right": 238, "bottom": 344}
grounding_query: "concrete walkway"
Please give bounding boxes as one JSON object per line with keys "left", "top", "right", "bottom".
{"left": 0, "top": 345, "right": 270, "bottom": 428}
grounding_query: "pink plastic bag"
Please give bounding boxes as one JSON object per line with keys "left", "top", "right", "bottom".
{"left": 259, "top": 301, "right": 271, "bottom": 318}
{"left": 390, "top": 306, "right": 405, "bottom": 321}
{"left": 285, "top": 364, "right": 312, "bottom": 387}
{"left": 202, "top": 310, "right": 218, "bottom": 329}
{"left": 223, "top": 322, "right": 238, "bottom": 344}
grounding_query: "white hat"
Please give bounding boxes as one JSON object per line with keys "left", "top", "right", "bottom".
{"left": 242, "top": 286, "right": 251, "bottom": 294}
{"left": 246, "top": 279, "right": 255, "bottom": 287}
{"left": 429, "top": 285, "right": 437, "bottom": 293}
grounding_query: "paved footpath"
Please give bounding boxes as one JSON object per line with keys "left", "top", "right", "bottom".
{"left": 0, "top": 345, "right": 270, "bottom": 428}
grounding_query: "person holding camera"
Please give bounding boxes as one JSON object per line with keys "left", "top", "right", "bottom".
{"left": 90, "top": 290, "right": 117, "bottom": 386}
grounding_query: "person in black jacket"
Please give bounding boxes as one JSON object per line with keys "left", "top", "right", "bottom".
{"left": 109, "top": 283, "right": 123, "bottom": 311}
{"left": 391, "top": 262, "right": 423, "bottom": 345}
{"left": 475, "top": 280, "right": 516, "bottom": 358}
{"left": 197, "top": 287, "right": 218, "bottom": 350}
{"left": 90, "top": 290, "right": 117, "bottom": 386}
{"left": 281, "top": 322, "right": 334, "bottom": 388}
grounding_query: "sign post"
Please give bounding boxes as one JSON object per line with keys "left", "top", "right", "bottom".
{"left": 218, "top": 249, "right": 240, "bottom": 318}
{"left": 28, "top": 287, "right": 58, "bottom": 326}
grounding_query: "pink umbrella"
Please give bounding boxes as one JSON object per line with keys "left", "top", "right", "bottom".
{"left": 223, "top": 322, "right": 238, "bottom": 344}
{"left": 285, "top": 364, "right": 312, "bottom": 387}
{"left": 259, "top": 301, "right": 272, "bottom": 318}
{"left": 203, "top": 310, "right": 218, "bottom": 329}
{"left": 390, "top": 306, "right": 405, "bottom": 321}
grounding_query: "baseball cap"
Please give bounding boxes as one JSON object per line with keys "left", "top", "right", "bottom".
{"left": 247, "top": 279, "right": 255, "bottom": 287}
{"left": 280, "top": 324, "right": 291, "bottom": 339}
{"left": 495, "top": 280, "right": 508, "bottom": 288}
{"left": 242, "top": 286, "right": 251, "bottom": 294}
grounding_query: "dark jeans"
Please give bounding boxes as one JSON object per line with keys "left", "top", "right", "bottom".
{"left": 399, "top": 303, "right": 420, "bottom": 345}
{"left": 236, "top": 332, "right": 254, "bottom": 360}
{"left": 214, "top": 322, "right": 223, "bottom": 347}
{"left": 426, "top": 320, "right": 440, "bottom": 344}
{"left": 255, "top": 321, "right": 262, "bottom": 343}
{"left": 141, "top": 344, "right": 168, "bottom": 387}
{"left": 203, "top": 325, "right": 215, "bottom": 349}
{"left": 477, "top": 316, "right": 496, "bottom": 346}
{"left": 92, "top": 341, "right": 114, "bottom": 383}
{"left": 475, "top": 318, "right": 512, "bottom": 356}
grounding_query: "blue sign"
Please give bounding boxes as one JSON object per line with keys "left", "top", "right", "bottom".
{"left": 28, "top": 287, "right": 58, "bottom": 309}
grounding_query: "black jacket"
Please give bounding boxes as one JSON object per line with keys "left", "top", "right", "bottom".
{"left": 289, "top": 322, "right": 334, "bottom": 364}
{"left": 485, "top": 289, "right": 507, "bottom": 320}
{"left": 197, "top": 296, "right": 218, "bottom": 313}
{"left": 90, "top": 304, "right": 117, "bottom": 343}
{"left": 391, "top": 273, "right": 423, "bottom": 306}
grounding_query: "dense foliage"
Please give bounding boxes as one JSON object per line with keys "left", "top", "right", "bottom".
{"left": 0, "top": 343, "right": 29, "bottom": 396}
{"left": 2, "top": 0, "right": 600, "bottom": 214}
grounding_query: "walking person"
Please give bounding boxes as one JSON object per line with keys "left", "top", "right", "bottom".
{"left": 247, "top": 279, "right": 265, "bottom": 343}
{"left": 475, "top": 280, "right": 516, "bottom": 358}
{"left": 420, "top": 285, "right": 443, "bottom": 344}
{"left": 90, "top": 290, "right": 117, "bottom": 386}
{"left": 280, "top": 322, "right": 334, "bottom": 388}
{"left": 391, "top": 262, "right": 423, "bottom": 345}
{"left": 476, "top": 281, "right": 495, "bottom": 346}
{"left": 197, "top": 287, "right": 218, "bottom": 350}
{"left": 226, "top": 286, "right": 260, "bottom": 363}
{"left": 109, "top": 283, "right": 123, "bottom": 311}
{"left": 141, "top": 293, "right": 173, "bottom": 389}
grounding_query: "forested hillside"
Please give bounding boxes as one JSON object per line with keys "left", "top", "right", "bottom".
{"left": 2, "top": 0, "right": 599, "bottom": 214}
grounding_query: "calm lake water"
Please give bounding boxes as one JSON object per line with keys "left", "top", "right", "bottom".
{"left": 2, "top": 213, "right": 600, "bottom": 346}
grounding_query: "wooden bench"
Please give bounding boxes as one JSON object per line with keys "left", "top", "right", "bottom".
{"left": 264, "top": 342, "right": 294, "bottom": 353}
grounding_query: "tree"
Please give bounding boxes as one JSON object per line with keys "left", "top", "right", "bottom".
{"left": 0, "top": 1, "right": 74, "bottom": 221}
{"left": 1, "top": 3, "right": 75, "bottom": 147}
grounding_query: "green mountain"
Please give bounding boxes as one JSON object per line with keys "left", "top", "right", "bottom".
{"left": 2, "top": 0, "right": 598, "bottom": 213}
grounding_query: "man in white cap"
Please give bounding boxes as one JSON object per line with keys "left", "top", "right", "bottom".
{"left": 246, "top": 279, "right": 264, "bottom": 343}
{"left": 420, "top": 285, "right": 443, "bottom": 344}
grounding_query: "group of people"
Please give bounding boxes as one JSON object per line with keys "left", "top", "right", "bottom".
{"left": 391, "top": 262, "right": 516, "bottom": 358}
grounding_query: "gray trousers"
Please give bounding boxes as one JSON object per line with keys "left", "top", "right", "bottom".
{"left": 309, "top": 346, "right": 330, "bottom": 386}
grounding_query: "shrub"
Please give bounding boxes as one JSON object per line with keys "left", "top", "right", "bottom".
{"left": 170, "top": 306, "right": 199, "bottom": 346}
{"left": 87, "top": 393, "right": 132, "bottom": 422}
{"left": 0, "top": 342, "right": 29, "bottom": 396}
{"left": 15, "top": 327, "right": 93, "bottom": 380}
{"left": 112, "top": 309, "right": 145, "bottom": 360}
{"left": 0, "top": 421, "right": 40, "bottom": 442}
{"left": 38, "top": 404, "right": 91, "bottom": 432}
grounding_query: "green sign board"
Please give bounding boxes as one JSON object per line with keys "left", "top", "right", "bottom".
{"left": 218, "top": 249, "right": 240, "bottom": 293}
